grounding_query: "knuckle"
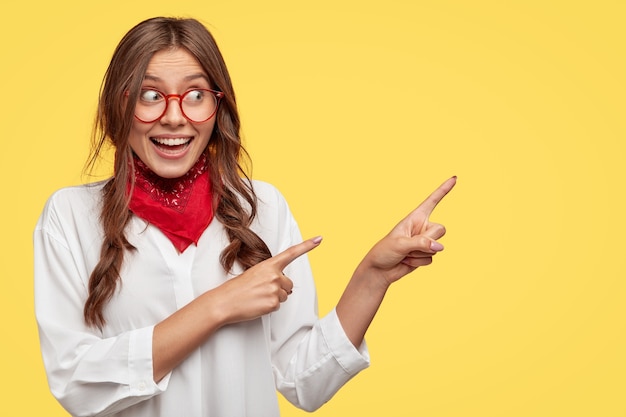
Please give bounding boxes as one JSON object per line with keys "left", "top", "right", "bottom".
{"left": 268, "top": 298, "right": 281, "bottom": 311}
{"left": 436, "top": 224, "right": 446, "bottom": 236}
{"left": 417, "top": 235, "right": 431, "bottom": 248}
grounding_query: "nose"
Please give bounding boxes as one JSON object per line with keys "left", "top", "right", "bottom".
{"left": 159, "top": 97, "right": 187, "bottom": 126}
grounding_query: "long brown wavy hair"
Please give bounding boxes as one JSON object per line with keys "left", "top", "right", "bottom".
{"left": 84, "top": 17, "right": 272, "bottom": 329}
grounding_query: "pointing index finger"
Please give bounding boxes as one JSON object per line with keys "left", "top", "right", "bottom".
{"left": 271, "top": 236, "right": 323, "bottom": 270}
{"left": 417, "top": 176, "right": 457, "bottom": 217}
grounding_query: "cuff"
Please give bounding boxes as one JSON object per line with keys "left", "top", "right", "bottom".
{"left": 319, "top": 309, "right": 370, "bottom": 375}
{"left": 128, "top": 325, "right": 171, "bottom": 395}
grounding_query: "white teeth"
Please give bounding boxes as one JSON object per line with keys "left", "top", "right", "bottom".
{"left": 152, "top": 137, "right": 191, "bottom": 146}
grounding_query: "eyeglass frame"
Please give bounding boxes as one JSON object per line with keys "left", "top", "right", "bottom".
{"left": 132, "top": 88, "right": 225, "bottom": 124}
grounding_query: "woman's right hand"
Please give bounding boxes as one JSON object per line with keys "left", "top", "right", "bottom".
{"left": 214, "top": 236, "right": 323, "bottom": 325}
{"left": 152, "top": 236, "right": 322, "bottom": 382}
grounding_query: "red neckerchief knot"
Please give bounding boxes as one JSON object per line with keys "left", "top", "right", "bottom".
{"left": 128, "top": 153, "right": 213, "bottom": 252}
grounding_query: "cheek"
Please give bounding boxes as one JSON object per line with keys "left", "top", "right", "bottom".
{"left": 129, "top": 121, "right": 151, "bottom": 146}
{"left": 197, "top": 121, "right": 216, "bottom": 145}
{"left": 127, "top": 123, "right": 150, "bottom": 156}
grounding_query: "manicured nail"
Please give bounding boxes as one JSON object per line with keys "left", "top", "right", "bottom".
{"left": 312, "top": 236, "right": 323, "bottom": 244}
{"left": 430, "top": 241, "right": 444, "bottom": 251}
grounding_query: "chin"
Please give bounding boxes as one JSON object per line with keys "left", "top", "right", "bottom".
{"left": 147, "top": 161, "right": 194, "bottom": 179}
{"left": 157, "top": 168, "right": 192, "bottom": 179}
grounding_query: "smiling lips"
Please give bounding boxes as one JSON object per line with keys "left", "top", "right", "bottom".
{"left": 151, "top": 136, "right": 193, "bottom": 155}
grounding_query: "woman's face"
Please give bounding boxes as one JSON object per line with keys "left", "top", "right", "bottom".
{"left": 128, "top": 48, "right": 216, "bottom": 179}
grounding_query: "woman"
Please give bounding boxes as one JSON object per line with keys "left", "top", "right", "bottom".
{"left": 34, "top": 17, "right": 456, "bottom": 417}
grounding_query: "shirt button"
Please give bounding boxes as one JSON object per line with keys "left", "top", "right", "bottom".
{"left": 138, "top": 381, "right": 146, "bottom": 391}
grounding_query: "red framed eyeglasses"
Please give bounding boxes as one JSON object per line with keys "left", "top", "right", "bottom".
{"left": 133, "top": 88, "right": 224, "bottom": 123}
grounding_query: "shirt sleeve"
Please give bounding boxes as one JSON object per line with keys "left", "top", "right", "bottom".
{"left": 262, "top": 185, "right": 370, "bottom": 412}
{"left": 34, "top": 192, "right": 171, "bottom": 417}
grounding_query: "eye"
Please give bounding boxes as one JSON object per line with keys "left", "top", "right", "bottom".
{"left": 184, "top": 89, "right": 205, "bottom": 102}
{"left": 139, "top": 89, "right": 163, "bottom": 102}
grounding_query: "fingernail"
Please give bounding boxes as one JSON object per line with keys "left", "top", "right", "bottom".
{"left": 430, "top": 241, "right": 444, "bottom": 251}
{"left": 312, "top": 236, "right": 323, "bottom": 244}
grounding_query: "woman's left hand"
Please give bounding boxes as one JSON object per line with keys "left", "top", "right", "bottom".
{"left": 357, "top": 176, "right": 457, "bottom": 286}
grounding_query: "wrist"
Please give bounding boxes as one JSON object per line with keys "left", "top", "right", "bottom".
{"left": 352, "top": 261, "right": 392, "bottom": 296}
{"left": 199, "top": 288, "right": 230, "bottom": 329}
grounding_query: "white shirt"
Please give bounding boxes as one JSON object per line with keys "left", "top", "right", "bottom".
{"left": 34, "top": 180, "right": 369, "bottom": 417}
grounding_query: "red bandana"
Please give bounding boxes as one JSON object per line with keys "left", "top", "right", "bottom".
{"left": 128, "top": 154, "right": 214, "bottom": 252}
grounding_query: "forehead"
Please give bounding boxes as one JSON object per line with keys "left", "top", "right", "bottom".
{"left": 143, "top": 48, "right": 208, "bottom": 83}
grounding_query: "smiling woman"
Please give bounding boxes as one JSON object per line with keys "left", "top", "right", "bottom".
{"left": 128, "top": 49, "right": 219, "bottom": 179}
{"left": 33, "top": 16, "right": 455, "bottom": 417}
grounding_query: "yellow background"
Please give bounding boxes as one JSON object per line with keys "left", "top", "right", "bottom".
{"left": 1, "top": 1, "right": 624, "bottom": 416}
